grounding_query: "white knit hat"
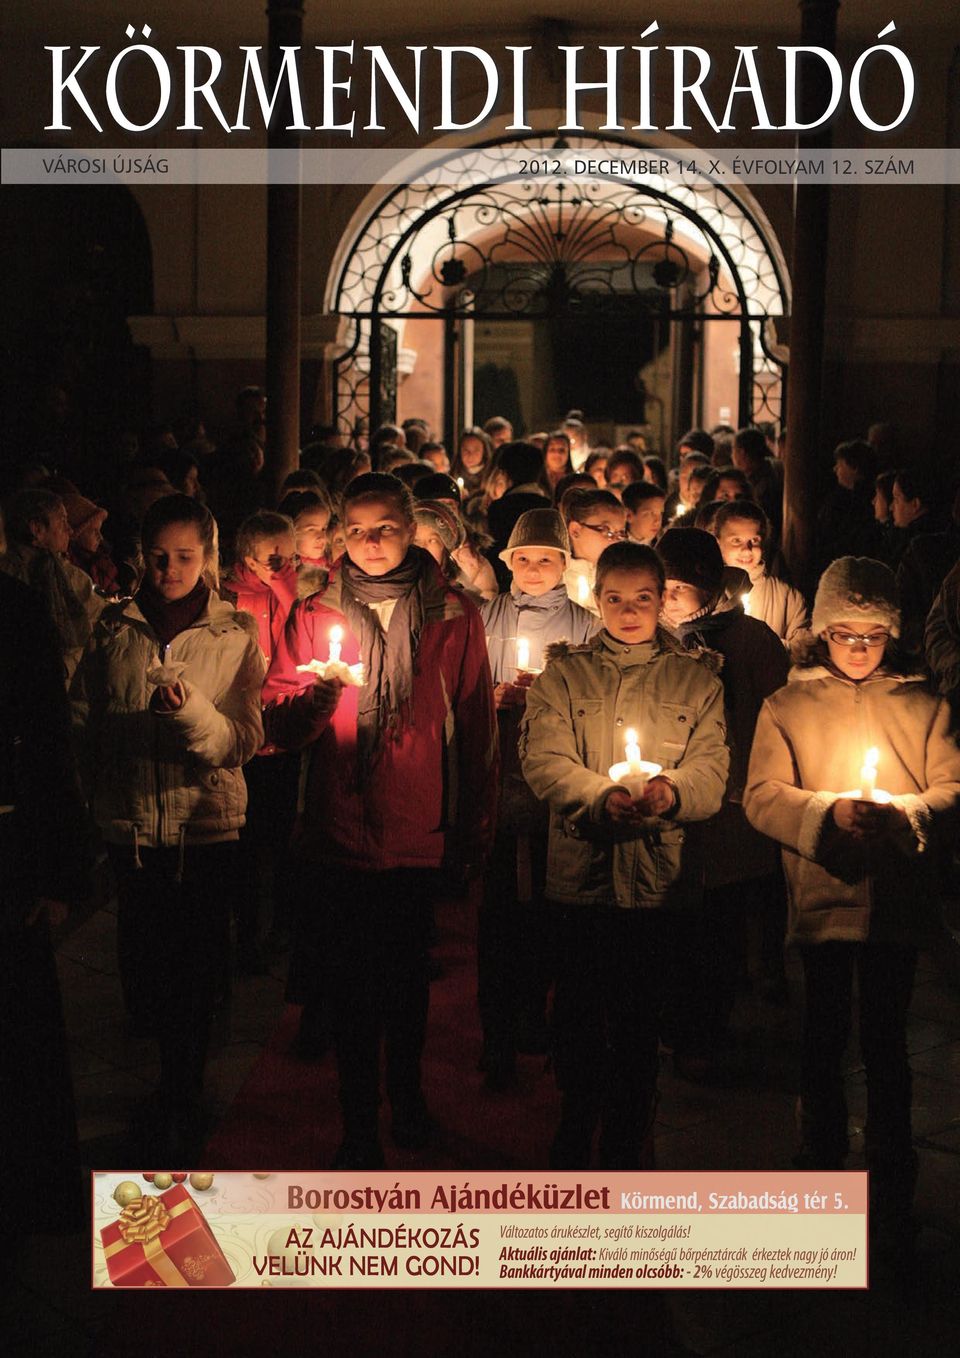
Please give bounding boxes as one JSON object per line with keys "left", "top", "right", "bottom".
{"left": 811, "top": 556, "right": 901, "bottom": 638}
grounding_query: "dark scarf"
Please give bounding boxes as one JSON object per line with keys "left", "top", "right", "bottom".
{"left": 660, "top": 593, "right": 730, "bottom": 651}
{"left": 136, "top": 578, "right": 210, "bottom": 649}
{"left": 338, "top": 545, "right": 433, "bottom": 779}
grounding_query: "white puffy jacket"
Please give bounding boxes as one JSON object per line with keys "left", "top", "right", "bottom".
{"left": 71, "top": 594, "right": 265, "bottom": 854}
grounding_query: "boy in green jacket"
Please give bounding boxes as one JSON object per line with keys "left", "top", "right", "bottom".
{"left": 520, "top": 541, "right": 729, "bottom": 1169}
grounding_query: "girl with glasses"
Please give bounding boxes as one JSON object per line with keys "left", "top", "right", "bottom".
{"left": 744, "top": 556, "right": 960, "bottom": 1270}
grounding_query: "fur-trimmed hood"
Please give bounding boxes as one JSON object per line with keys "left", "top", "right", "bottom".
{"left": 543, "top": 625, "right": 723, "bottom": 674}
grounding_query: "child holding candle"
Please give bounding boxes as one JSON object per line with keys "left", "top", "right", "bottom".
{"left": 70, "top": 494, "right": 265, "bottom": 1158}
{"left": 520, "top": 540, "right": 729, "bottom": 1169}
{"left": 744, "top": 556, "right": 960, "bottom": 1255}
{"left": 262, "top": 473, "right": 498, "bottom": 1169}
{"left": 712, "top": 500, "right": 810, "bottom": 650}
{"left": 478, "top": 509, "right": 599, "bottom": 1088}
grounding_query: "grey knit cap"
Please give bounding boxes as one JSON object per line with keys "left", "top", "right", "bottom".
{"left": 498, "top": 508, "right": 571, "bottom": 565}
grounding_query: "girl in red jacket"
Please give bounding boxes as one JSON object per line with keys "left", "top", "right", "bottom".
{"left": 263, "top": 473, "right": 498, "bottom": 1169}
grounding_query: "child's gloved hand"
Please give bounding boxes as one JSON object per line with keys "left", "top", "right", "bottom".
{"left": 494, "top": 682, "right": 527, "bottom": 710}
{"left": 605, "top": 788, "right": 641, "bottom": 825}
{"left": 832, "top": 798, "right": 909, "bottom": 839}
{"left": 635, "top": 776, "right": 677, "bottom": 818}
{"left": 311, "top": 675, "right": 343, "bottom": 717}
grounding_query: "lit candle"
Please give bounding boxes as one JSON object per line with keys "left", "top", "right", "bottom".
{"left": 328, "top": 625, "right": 344, "bottom": 665}
{"left": 741, "top": 592, "right": 751, "bottom": 616}
{"left": 577, "top": 574, "right": 590, "bottom": 606}
{"left": 608, "top": 727, "right": 663, "bottom": 795}
{"left": 456, "top": 476, "right": 465, "bottom": 491}
{"left": 859, "top": 746, "right": 879, "bottom": 801}
{"left": 624, "top": 727, "right": 643, "bottom": 773}
{"left": 674, "top": 503, "right": 688, "bottom": 519}
{"left": 516, "top": 637, "right": 530, "bottom": 671}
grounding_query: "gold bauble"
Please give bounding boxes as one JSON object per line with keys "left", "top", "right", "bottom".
{"left": 189, "top": 1172, "right": 215, "bottom": 1190}
{"left": 113, "top": 1180, "right": 143, "bottom": 1208}
{"left": 152, "top": 1172, "right": 173, "bottom": 1190}
{"left": 252, "top": 1173, "right": 271, "bottom": 1180}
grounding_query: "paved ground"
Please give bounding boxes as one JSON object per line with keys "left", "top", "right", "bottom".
{"left": 8, "top": 882, "right": 960, "bottom": 1357}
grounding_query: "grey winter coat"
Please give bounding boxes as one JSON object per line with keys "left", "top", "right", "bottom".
{"left": 480, "top": 584, "right": 599, "bottom": 683}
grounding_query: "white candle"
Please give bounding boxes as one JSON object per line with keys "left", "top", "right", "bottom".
{"left": 741, "top": 592, "right": 751, "bottom": 616}
{"left": 456, "top": 476, "right": 465, "bottom": 491}
{"left": 516, "top": 637, "right": 530, "bottom": 671}
{"left": 328, "top": 625, "right": 344, "bottom": 665}
{"left": 577, "top": 574, "right": 590, "bottom": 606}
{"left": 859, "top": 746, "right": 879, "bottom": 801}
{"left": 624, "top": 727, "right": 643, "bottom": 773}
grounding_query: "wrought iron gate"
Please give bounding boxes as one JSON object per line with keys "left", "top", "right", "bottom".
{"left": 332, "top": 136, "right": 789, "bottom": 445}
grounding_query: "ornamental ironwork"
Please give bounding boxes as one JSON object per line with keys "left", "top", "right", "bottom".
{"left": 328, "top": 134, "right": 790, "bottom": 435}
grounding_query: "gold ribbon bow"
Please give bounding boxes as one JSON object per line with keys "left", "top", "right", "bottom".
{"left": 119, "top": 1195, "right": 171, "bottom": 1245}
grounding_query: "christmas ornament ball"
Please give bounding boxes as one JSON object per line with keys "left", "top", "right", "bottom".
{"left": 113, "top": 1181, "right": 143, "bottom": 1208}
{"left": 152, "top": 1172, "right": 173, "bottom": 1190}
{"left": 189, "top": 1172, "right": 215, "bottom": 1191}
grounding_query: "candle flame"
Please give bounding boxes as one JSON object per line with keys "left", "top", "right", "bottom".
{"left": 329, "top": 625, "right": 344, "bottom": 644}
{"left": 625, "top": 728, "right": 638, "bottom": 745}
{"left": 864, "top": 747, "right": 879, "bottom": 770}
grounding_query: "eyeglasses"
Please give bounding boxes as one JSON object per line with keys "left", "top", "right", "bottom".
{"left": 827, "top": 629, "right": 890, "bottom": 648}
{"left": 578, "top": 521, "right": 629, "bottom": 541}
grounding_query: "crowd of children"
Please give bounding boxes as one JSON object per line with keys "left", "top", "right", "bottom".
{"left": 3, "top": 405, "right": 959, "bottom": 1266}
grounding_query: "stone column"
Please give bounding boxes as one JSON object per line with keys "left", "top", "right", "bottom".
{"left": 782, "top": 0, "right": 840, "bottom": 588}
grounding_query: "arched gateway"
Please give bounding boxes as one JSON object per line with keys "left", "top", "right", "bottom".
{"left": 328, "top": 134, "right": 790, "bottom": 449}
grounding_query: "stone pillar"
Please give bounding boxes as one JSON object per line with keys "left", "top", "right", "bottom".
{"left": 265, "top": 0, "right": 304, "bottom": 499}
{"left": 782, "top": 0, "right": 840, "bottom": 588}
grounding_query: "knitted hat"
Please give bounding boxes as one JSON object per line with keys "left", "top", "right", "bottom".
{"left": 413, "top": 499, "right": 464, "bottom": 553}
{"left": 61, "top": 490, "right": 107, "bottom": 533}
{"left": 499, "top": 508, "right": 571, "bottom": 566}
{"left": 812, "top": 556, "right": 901, "bottom": 638}
{"left": 657, "top": 527, "right": 725, "bottom": 596}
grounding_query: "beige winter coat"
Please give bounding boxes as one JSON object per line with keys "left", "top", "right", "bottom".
{"left": 71, "top": 594, "right": 265, "bottom": 851}
{"left": 747, "top": 572, "right": 811, "bottom": 649}
{"left": 520, "top": 629, "right": 729, "bottom": 907}
{"left": 744, "top": 659, "right": 960, "bottom": 945}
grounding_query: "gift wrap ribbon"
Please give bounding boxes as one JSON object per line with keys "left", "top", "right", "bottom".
{"left": 104, "top": 1194, "right": 194, "bottom": 1287}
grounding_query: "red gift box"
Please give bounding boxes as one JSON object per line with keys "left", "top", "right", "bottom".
{"left": 101, "top": 1184, "right": 235, "bottom": 1287}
